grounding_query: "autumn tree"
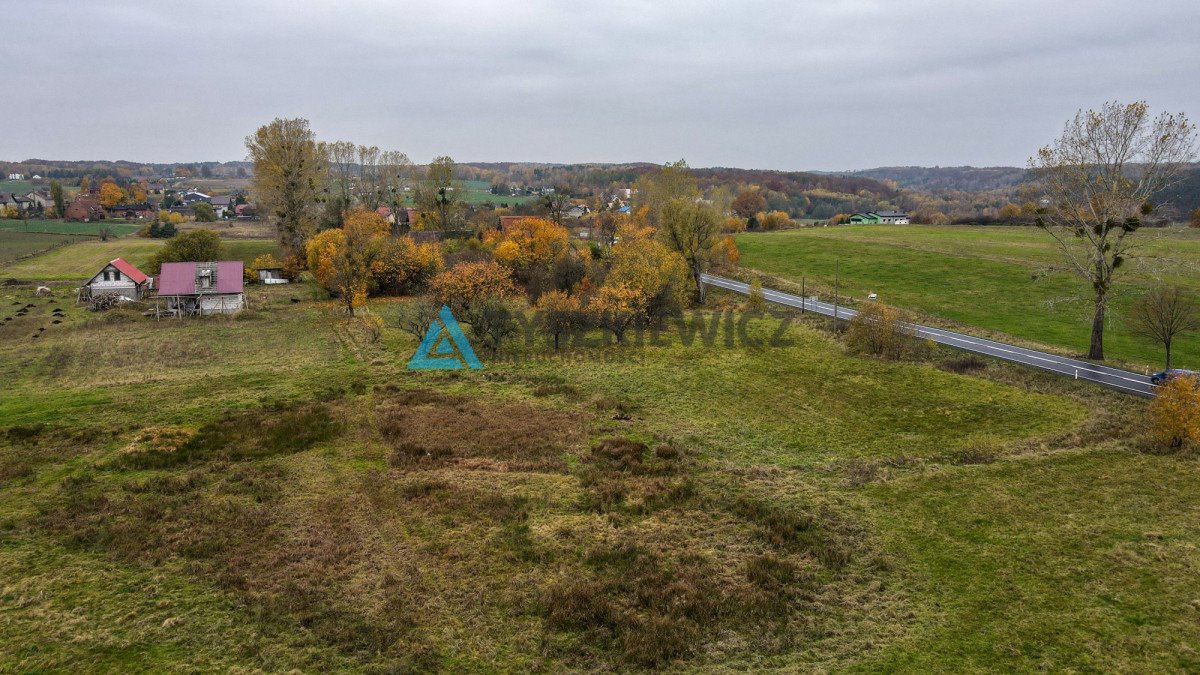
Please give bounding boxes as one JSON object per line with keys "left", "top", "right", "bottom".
{"left": 541, "top": 187, "right": 571, "bottom": 224}
{"left": 591, "top": 209, "right": 623, "bottom": 248}
{"left": 99, "top": 180, "right": 126, "bottom": 208}
{"left": 1147, "top": 375, "right": 1200, "bottom": 448}
{"left": 1129, "top": 286, "right": 1200, "bottom": 371}
{"left": 731, "top": 189, "right": 766, "bottom": 218}
{"left": 489, "top": 217, "right": 570, "bottom": 273}
{"left": 415, "top": 156, "right": 463, "bottom": 230}
{"left": 634, "top": 160, "right": 700, "bottom": 227}
{"left": 148, "top": 229, "right": 223, "bottom": 273}
{"left": 1190, "top": 207, "right": 1200, "bottom": 229}
{"left": 588, "top": 283, "right": 645, "bottom": 344}
{"left": 324, "top": 140, "right": 358, "bottom": 225}
{"left": 430, "top": 260, "right": 519, "bottom": 315}
{"left": 246, "top": 117, "right": 328, "bottom": 254}
{"left": 1031, "top": 101, "right": 1197, "bottom": 360}
{"left": 757, "top": 210, "right": 793, "bottom": 231}
{"left": 49, "top": 180, "right": 65, "bottom": 218}
{"left": 306, "top": 208, "right": 388, "bottom": 316}
{"left": 536, "top": 289, "right": 582, "bottom": 348}
{"left": 607, "top": 237, "right": 690, "bottom": 321}
{"left": 380, "top": 150, "right": 413, "bottom": 232}
{"left": 657, "top": 198, "right": 721, "bottom": 302}
{"left": 374, "top": 235, "right": 445, "bottom": 295}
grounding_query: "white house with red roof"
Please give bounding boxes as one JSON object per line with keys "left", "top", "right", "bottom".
{"left": 81, "top": 258, "right": 151, "bottom": 301}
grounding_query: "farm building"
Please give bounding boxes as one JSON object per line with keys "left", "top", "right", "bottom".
{"left": 848, "top": 211, "right": 909, "bottom": 225}
{"left": 256, "top": 266, "right": 289, "bottom": 284}
{"left": 158, "top": 261, "right": 246, "bottom": 316}
{"left": 80, "top": 258, "right": 150, "bottom": 302}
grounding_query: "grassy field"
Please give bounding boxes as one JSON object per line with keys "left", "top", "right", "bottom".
{"left": 0, "top": 231, "right": 75, "bottom": 266}
{"left": 0, "top": 237, "right": 1194, "bottom": 671}
{"left": 0, "top": 237, "right": 277, "bottom": 281}
{"left": 0, "top": 219, "right": 143, "bottom": 237}
{"left": 736, "top": 224, "right": 1200, "bottom": 370}
{"left": 0, "top": 179, "right": 35, "bottom": 195}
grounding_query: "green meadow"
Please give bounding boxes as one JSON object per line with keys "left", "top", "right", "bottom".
{"left": 736, "top": 224, "right": 1200, "bottom": 370}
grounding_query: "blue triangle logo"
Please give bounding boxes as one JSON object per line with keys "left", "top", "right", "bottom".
{"left": 408, "top": 305, "right": 483, "bottom": 370}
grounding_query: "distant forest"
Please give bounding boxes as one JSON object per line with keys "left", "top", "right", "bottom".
{"left": 3, "top": 158, "right": 1197, "bottom": 223}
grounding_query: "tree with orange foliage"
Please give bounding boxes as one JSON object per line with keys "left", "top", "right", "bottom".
{"left": 587, "top": 283, "right": 645, "bottom": 344}
{"left": 1148, "top": 375, "right": 1200, "bottom": 448}
{"left": 488, "top": 217, "right": 569, "bottom": 272}
{"left": 712, "top": 236, "right": 740, "bottom": 267}
{"left": 99, "top": 180, "right": 127, "bottom": 208}
{"left": 430, "top": 260, "right": 519, "bottom": 314}
{"left": 536, "top": 289, "right": 583, "bottom": 348}
{"left": 757, "top": 210, "right": 793, "bottom": 231}
{"left": 305, "top": 208, "right": 388, "bottom": 315}
{"left": 731, "top": 189, "right": 766, "bottom": 218}
{"left": 607, "top": 237, "right": 689, "bottom": 320}
{"left": 374, "top": 235, "right": 445, "bottom": 295}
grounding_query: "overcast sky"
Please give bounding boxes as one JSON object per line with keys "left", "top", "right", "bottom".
{"left": 2, "top": 0, "right": 1198, "bottom": 170}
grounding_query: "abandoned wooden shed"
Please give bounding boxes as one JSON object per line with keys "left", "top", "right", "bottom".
{"left": 157, "top": 261, "right": 246, "bottom": 316}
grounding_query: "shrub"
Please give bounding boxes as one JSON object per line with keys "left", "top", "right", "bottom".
{"left": 461, "top": 296, "right": 521, "bottom": 354}
{"left": 1190, "top": 207, "right": 1200, "bottom": 229}
{"left": 147, "top": 229, "right": 222, "bottom": 273}
{"left": 747, "top": 278, "right": 765, "bottom": 311}
{"left": 845, "top": 302, "right": 916, "bottom": 360}
{"left": 1148, "top": 375, "right": 1200, "bottom": 449}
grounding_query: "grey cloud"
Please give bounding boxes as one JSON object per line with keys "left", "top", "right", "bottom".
{"left": 1, "top": 0, "right": 1197, "bottom": 169}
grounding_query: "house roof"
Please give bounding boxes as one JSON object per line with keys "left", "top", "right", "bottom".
{"left": 109, "top": 258, "right": 149, "bottom": 284}
{"left": 210, "top": 196, "right": 232, "bottom": 206}
{"left": 158, "top": 261, "right": 245, "bottom": 295}
{"left": 108, "top": 202, "right": 153, "bottom": 211}
{"left": 875, "top": 210, "right": 908, "bottom": 217}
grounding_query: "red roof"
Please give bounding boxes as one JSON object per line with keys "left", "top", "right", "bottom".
{"left": 109, "top": 258, "right": 148, "bottom": 284}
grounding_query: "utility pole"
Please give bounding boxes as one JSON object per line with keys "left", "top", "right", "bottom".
{"left": 801, "top": 276, "right": 806, "bottom": 314}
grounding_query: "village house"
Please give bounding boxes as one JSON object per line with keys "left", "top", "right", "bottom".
{"left": 564, "top": 204, "right": 590, "bottom": 219}
{"left": 234, "top": 203, "right": 257, "bottom": 219}
{"left": 25, "top": 190, "right": 53, "bottom": 211}
{"left": 6, "top": 173, "right": 23, "bottom": 180}
{"left": 158, "top": 261, "right": 246, "bottom": 316}
{"left": 64, "top": 195, "right": 106, "bottom": 222}
{"left": 80, "top": 258, "right": 151, "bottom": 302}
{"left": 181, "top": 190, "right": 211, "bottom": 204}
{"left": 210, "top": 195, "right": 232, "bottom": 218}
{"left": 107, "top": 202, "right": 155, "bottom": 219}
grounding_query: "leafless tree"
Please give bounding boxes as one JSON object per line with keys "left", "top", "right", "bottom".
{"left": 1129, "top": 286, "right": 1200, "bottom": 371}
{"left": 1030, "top": 101, "right": 1197, "bottom": 360}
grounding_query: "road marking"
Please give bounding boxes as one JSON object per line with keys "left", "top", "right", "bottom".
{"left": 701, "top": 274, "right": 1153, "bottom": 397}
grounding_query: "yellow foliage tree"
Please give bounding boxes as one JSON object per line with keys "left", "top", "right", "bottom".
{"left": 305, "top": 208, "right": 387, "bottom": 315}
{"left": 488, "top": 217, "right": 569, "bottom": 271}
{"left": 587, "top": 283, "right": 646, "bottom": 343}
{"left": 99, "top": 181, "right": 126, "bottom": 208}
{"left": 430, "top": 260, "right": 519, "bottom": 314}
{"left": 607, "top": 238, "right": 689, "bottom": 320}
{"left": 1148, "top": 375, "right": 1200, "bottom": 448}
{"left": 757, "top": 210, "right": 793, "bottom": 231}
{"left": 374, "top": 236, "right": 445, "bottom": 294}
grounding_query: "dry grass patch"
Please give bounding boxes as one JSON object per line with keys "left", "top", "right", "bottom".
{"left": 377, "top": 388, "right": 586, "bottom": 472}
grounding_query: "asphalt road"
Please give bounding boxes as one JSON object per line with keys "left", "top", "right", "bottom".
{"left": 700, "top": 273, "right": 1156, "bottom": 398}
